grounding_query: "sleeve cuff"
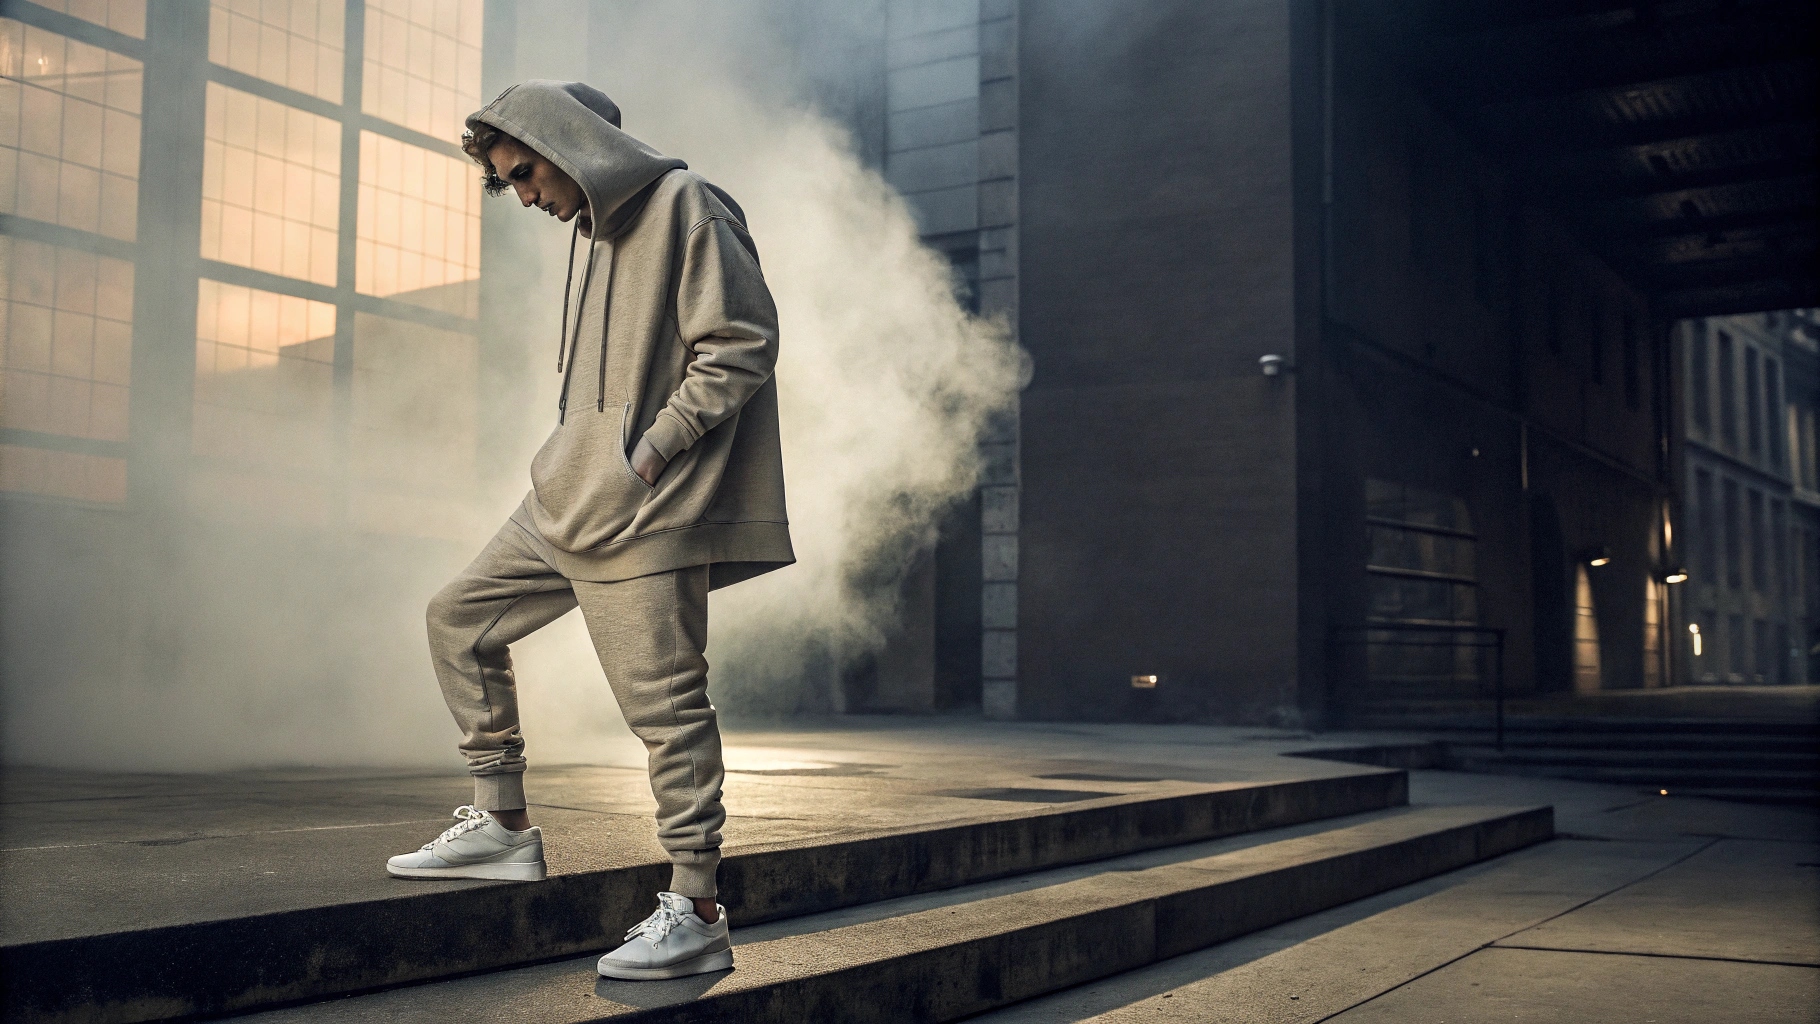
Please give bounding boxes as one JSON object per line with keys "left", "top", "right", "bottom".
{"left": 643, "top": 408, "right": 696, "bottom": 462}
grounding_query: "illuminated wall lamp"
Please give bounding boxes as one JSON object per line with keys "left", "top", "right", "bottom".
{"left": 1130, "top": 674, "right": 1159, "bottom": 689}
{"left": 1581, "top": 545, "right": 1613, "bottom": 567}
{"left": 1662, "top": 567, "right": 1689, "bottom": 584}
{"left": 1688, "top": 622, "right": 1702, "bottom": 657}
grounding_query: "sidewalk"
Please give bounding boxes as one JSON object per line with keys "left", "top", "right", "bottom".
{"left": 2, "top": 719, "right": 1389, "bottom": 949}
{"left": 4, "top": 718, "right": 1813, "bottom": 1022}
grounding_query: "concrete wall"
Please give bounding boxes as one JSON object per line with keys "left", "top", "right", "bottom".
{"left": 1315, "top": 21, "right": 1672, "bottom": 711}
{"left": 1016, "top": 0, "right": 1305, "bottom": 724}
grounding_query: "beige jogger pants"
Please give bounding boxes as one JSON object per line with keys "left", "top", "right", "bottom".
{"left": 426, "top": 509, "right": 725, "bottom": 898}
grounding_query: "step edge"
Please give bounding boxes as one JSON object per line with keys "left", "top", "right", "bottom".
{"left": 492, "top": 804, "right": 1556, "bottom": 1024}
{"left": 0, "top": 772, "right": 1410, "bottom": 1024}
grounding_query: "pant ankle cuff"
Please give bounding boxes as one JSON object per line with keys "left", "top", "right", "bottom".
{"left": 474, "top": 772, "right": 526, "bottom": 812}
{"left": 668, "top": 851, "right": 720, "bottom": 899}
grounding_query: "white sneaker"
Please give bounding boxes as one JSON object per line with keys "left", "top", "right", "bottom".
{"left": 596, "top": 892, "right": 734, "bottom": 980}
{"left": 385, "top": 805, "right": 546, "bottom": 881}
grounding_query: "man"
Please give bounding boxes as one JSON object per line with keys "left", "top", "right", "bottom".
{"left": 383, "top": 81, "right": 792, "bottom": 982}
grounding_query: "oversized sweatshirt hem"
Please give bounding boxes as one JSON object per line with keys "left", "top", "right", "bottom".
{"left": 520, "top": 513, "right": 795, "bottom": 587}
{"left": 668, "top": 850, "right": 720, "bottom": 898}
{"left": 474, "top": 771, "right": 527, "bottom": 812}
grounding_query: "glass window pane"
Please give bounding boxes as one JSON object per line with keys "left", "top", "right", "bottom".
{"left": 0, "top": 20, "right": 143, "bottom": 240}
{"left": 208, "top": 0, "right": 345, "bottom": 105}
{"left": 361, "top": 0, "right": 481, "bottom": 143}
{"left": 30, "top": 0, "right": 145, "bottom": 40}
{"left": 356, "top": 130, "right": 479, "bottom": 317}
{"left": 1, "top": 234, "right": 133, "bottom": 441}
{"left": 188, "top": 277, "right": 337, "bottom": 522}
{"left": 201, "top": 82, "right": 340, "bottom": 285}
{"left": 0, "top": 235, "right": 132, "bottom": 503}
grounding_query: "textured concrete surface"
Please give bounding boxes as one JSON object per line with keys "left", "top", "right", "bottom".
{"left": 970, "top": 742, "right": 1820, "bottom": 1023}
{"left": 1495, "top": 838, "right": 1819, "bottom": 965}
{"left": 1328, "top": 947, "right": 1819, "bottom": 1024}
{"left": 239, "top": 805, "right": 1546, "bottom": 1023}
{"left": 2, "top": 721, "right": 1426, "bottom": 1024}
{"left": 1, "top": 721, "right": 1387, "bottom": 945}
{"left": 10, "top": 719, "right": 1809, "bottom": 1023}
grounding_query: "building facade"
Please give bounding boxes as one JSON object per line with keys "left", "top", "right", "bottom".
{"left": 1678, "top": 309, "right": 1820, "bottom": 685}
{"left": 5, "top": 0, "right": 1812, "bottom": 731}
{"left": 1, "top": 0, "right": 492, "bottom": 703}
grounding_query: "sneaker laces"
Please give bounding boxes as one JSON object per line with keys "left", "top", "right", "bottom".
{"left": 625, "top": 898, "right": 688, "bottom": 945}
{"left": 420, "top": 805, "right": 492, "bottom": 851}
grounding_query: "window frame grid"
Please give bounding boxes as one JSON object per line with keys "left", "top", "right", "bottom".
{"left": 0, "top": 3, "right": 147, "bottom": 504}
{"left": 2, "top": 0, "right": 483, "bottom": 513}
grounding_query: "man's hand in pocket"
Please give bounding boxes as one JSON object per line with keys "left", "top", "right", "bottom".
{"left": 631, "top": 436, "right": 667, "bottom": 487}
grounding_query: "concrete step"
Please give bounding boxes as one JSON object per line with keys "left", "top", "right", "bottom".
{"left": 1456, "top": 733, "right": 1820, "bottom": 754}
{"left": 1451, "top": 759, "right": 1819, "bottom": 792}
{"left": 1659, "top": 786, "right": 1820, "bottom": 805}
{"left": 1449, "top": 746, "right": 1820, "bottom": 772}
{"left": 1348, "top": 711, "right": 1820, "bottom": 736}
{"left": 1, "top": 771, "right": 1405, "bottom": 1024}
{"left": 234, "top": 803, "right": 1550, "bottom": 1024}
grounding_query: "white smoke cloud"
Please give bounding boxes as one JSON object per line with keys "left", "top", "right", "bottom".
{"left": 3, "top": 1, "right": 1018, "bottom": 770}
{"left": 515, "top": 2, "right": 1023, "bottom": 753}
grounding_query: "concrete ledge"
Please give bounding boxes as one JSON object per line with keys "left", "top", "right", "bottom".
{"left": 595, "top": 806, "right": 1553, "bottom": 1024}
{"left": 1289, "top": 742, "right": 1448, "bottom": 770}
{"left": 1, "top": 772, "right": 1405, "bottom": 1024}
{"left": 252, "top": 804, "right": 1551, "bottom": 1024}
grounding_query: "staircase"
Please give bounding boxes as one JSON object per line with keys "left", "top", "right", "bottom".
{"left": 1324, "top": 707, "right": 1819, "bottom": 804}
{"left": 3, "top": 769, "right": 1549, "bottom": 1024}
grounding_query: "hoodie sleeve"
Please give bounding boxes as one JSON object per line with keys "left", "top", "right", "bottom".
{"left": 641, "top": 213, "right": 779, "bottom": 462}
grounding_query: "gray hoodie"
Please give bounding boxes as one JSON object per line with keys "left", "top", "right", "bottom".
{"left": 467, "top": 81, "right": 792, "bottom": 589}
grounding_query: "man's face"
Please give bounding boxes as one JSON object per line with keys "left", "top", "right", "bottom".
{"left": 487, "top": 136, "right": 592, "bottom": 235}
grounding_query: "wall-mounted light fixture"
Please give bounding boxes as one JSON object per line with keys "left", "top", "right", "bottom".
{"left": 1688, "top": 622, "right": 1702, "bottom": 657}
{"left": 1662, "top": 567, "right": 1689, "bottom": 584}
{"left": 1130, "top": 674, "right": 1159, "bottom": 689}
{"left": 1582, "top": 545, "right": 1613, "bottom": 567}
{"left": 1259, "top": 354, "right": 1293, "bottom": 376}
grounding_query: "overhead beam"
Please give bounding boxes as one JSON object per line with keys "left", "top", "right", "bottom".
{"left": 1475, "top": 58, "right": 1818, "bottom": 154}
{"left": 1655, "top": 276, "right": 1820, "bottom": 318}
{"left": 1539, "top": 122, "right": 1817, "bottom": 199}
{"left": 1587, "top": 174, "right": 1818, "bottom": 230}
{"left": 1413, "top": 4, "right": 1818, "bottom": 106}
{"left": 1619, "top": 222, "right": 1819, "bottom": 268}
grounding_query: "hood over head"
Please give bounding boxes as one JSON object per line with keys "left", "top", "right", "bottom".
{"left": 465, "top": 80, "right": 685, "bottom": 239}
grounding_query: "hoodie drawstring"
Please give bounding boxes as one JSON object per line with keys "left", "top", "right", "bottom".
{"left": 596, "top": 242, "right": 617, "bottom": 413}
{"left": 556, "top": 229, "right": 599, "bottom": 424}
{"left": 557, "top": 222, "right": 579, "bottom": 372}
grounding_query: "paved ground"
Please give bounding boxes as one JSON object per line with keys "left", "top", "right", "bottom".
{"left": 2, "top": 719, "right": 1387, "bottom": 945}
{"left": 5, "top": 718, "right": 1815, "bottom": 1021}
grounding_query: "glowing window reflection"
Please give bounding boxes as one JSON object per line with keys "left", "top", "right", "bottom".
{"left": 0, "top": 234, "right": 133, "bottom": 440}
{"left": 0, "top": 235, "right": 132, "bottom": 503}
{"left": 361, "top": 0, "right": 481, "bottom": 143}
{"left": 208, "top": 0, "right": 345, "bottom": 104}
{"left": 29, "top": 0, "right": 145, "bottom": 39}
{"left": 0, "top": 19, "right": 143, "bottom": 241}
{"left": 201, "top": 82, "right": 340, "bottom": 285}
{"left": 356, "top": 131, "right": 479, "bottom": 317}
{"left": 192, "top": 278, "right": 335, "bottom": 460}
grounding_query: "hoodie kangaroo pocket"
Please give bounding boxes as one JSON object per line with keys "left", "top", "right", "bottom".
{"left": 618, "top": 403, "right": 657, "bottom": 492}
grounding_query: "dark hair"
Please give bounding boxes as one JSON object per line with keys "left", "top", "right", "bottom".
{"left": 460, "top": 122, "right": 510, "bottom": 196}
